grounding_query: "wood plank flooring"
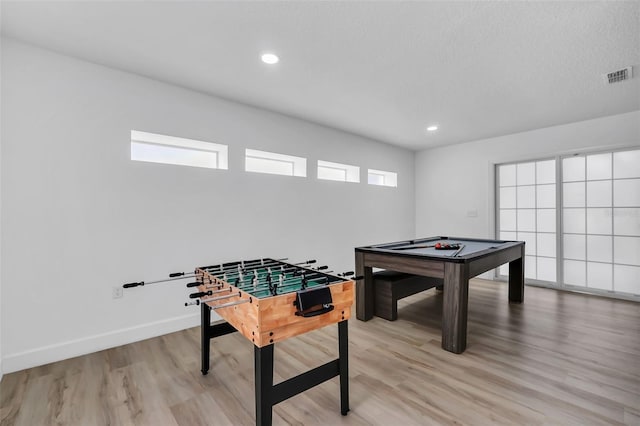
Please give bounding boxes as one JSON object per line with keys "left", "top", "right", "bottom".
{"left": 1, "top": 279, "right": 639, "bottom": 425}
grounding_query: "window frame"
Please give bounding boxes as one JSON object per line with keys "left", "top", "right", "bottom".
{"left": 317, "top": 160, "right": 360, "bottom": 183}
{"left": 367, "top": 168, "right": 398, "bottom": 187}
{"left": 244, "top": 148, "right": 307, "bottom": 177}
{"left": 130, "top": 130, "right": 228, "bottom": 170}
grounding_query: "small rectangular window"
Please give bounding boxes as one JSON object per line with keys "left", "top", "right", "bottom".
{"left": 368, "top": 169, "right": 397, "bottom": 187}
{"left": 317, "top": 160, "right": 360, "bottom": 183}
{"left": 245, "top": 149, "right": 306, "bottom": 177}
{"left": 131, "top": 130, "right": 228, "bottom": 169}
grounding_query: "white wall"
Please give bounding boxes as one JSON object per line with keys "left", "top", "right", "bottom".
{"left": 0, "top": 38, "right": 415, "bottom": 373}
{"left": 415, "top": 110, "right": 640, "bottom": 240}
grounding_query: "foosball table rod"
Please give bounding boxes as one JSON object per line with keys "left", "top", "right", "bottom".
{"left": 184, "top": 291, "right": 242, "bottom": 306}
{"left": 206, "top": 299, "right": 250, "bottom": 310}
{"left": 123, "top": 274, "right": 196, "bottom": 288}
{"left": 188, "top": 287, "right": 236, "bottom": 298}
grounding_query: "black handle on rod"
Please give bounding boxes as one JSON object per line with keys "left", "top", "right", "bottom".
{"left": 189, "top": 291, "right": 213, "bottom": 299}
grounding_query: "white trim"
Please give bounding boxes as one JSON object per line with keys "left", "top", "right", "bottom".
{"left": 2, "top": 313, "right": 200, "bottom": 374}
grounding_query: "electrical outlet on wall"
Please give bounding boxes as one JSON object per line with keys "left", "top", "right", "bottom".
{"left": 112, "top": 286, "right": 123, "bottom": 299}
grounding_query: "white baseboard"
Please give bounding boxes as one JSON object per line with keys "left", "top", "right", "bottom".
{"left": 2, "top": 313, "right": 201, "bottom": 374}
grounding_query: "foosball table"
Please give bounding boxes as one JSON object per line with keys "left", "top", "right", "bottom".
{"left": 123, "top": 258, "right": 355, "bottom": 426}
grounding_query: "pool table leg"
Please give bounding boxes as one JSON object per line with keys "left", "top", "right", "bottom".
{"left": 441, "top": 262, "right": 469, "bottom": 354}
{"left": 508, "top": 245, "right": 525, "bottom": 303}
{"left": 355, "top": 252, "right": 374, "bottom": 321}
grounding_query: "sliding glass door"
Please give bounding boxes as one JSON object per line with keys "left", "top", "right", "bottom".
{"left": 496, "top": 147, "right": 640, "bottom": 300}
{"left": 562, "top": 150, "right": 640, "bottom": 295}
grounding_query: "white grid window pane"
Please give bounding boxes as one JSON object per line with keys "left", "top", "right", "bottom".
{"left": 563, "top": 209, "right": 586, "bottom": 234}
{"left": 499, "top": 164, "right": 516, "bottom": 186}
{"left": 536, "top": 160, "right": 556, "bottom": 184}
{"left": 525, "top": 256, "right": 536, "bottom": 279}
{"left": 586, "top": 235, "right": 612, "bottom": 263}
{"left": 517, "top": 186, "right": 536, "bottom": 208}
{"left": 537, "top": 233, "right": 556, "bottom": 257}
{"left": 564, "top": 234, "right": 586, "bottom": 260}
{"left": 586, "top": 181, "right": 612, "bottom": 207}
{"left": 613, "top": 149, "right": 640, "bottom": 179}
{"left": 586, "top": 153, "right": 612, "bottom": 180}
{"left": 564, "top": 260, "right": 586, "bottom": 286}
{"left": 537, "top": 184, "right": 556, "bottom": 208}
{"left": 563, "top": 157, "right": 585, "bottom": 182}
{"left": 500, "top": 231, "right": 517, "bottom": 240}
{"left": 500, "top": 187, "right": 516, "bottom": 209}
{"left": 613, "top": 179, "right": 640, "bottom": 207}
{"left": 517, "top": 162, "right": 536, "bottom": 185}
{"left": 614, "top": 264, "right": 640, "bottom": 294}
{"left": 537, "top": 257, "right": 556, "bottom": 282}
{"left": 563, "top": 182, "right": 585, "bottom": 207}
{"left": 537, "top": 209, "right": 556, "bottom": 233}
{"left": 587, "top": 208, "right": 612, "bottom": 235}
{"left": 614, "top": 208, "right": 640, "bottom": 236}
{"left": 500, "top": 210, "right": 517, "bottom": 231}
{"left": 517, "top": 209, "right": 536, "bottom": 232}
{"left": 613, "top": 236, "right": 640, "bottom": 266}
{"left": 517, "top": 232, "right": 537, "bottom": 256}
{"left": 497, "top": 159, "right": 557, "bottom": 285}
{"left": 587, "top": 262, "right": 613, "bottom": 290}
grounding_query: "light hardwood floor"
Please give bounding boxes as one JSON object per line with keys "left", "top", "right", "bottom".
{"left": 1, "top": 279, "right": 639, "bottom": 425}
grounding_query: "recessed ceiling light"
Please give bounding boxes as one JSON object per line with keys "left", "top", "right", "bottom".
{"left": 261, "top": 53, "right": 279, "bottom": 65}
{"left": 426, "top": 125, "right": 438, "bottom": 132}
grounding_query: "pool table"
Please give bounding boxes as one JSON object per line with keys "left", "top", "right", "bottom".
{"left": 354, "top": 236, "right": 525, "bottom": 354}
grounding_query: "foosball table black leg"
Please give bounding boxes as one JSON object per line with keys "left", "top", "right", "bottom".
{"left": 201, "top": 303, "right": 211, "bottom": 375}
{"left": 254, "top": 344, "right": 274, "bottom": 426}
{"left": 338, "top": 320, "right": 349, "bottom": 415}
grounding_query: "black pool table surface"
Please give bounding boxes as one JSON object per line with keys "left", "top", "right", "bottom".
{"left": 356, "top": 236, "right": 522, "bottom": 261}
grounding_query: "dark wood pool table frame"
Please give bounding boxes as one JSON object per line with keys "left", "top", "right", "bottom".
{"left": 355, "top": 236, "right": 525, "bottom": 354}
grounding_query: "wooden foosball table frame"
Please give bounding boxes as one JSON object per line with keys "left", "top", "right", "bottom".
{"left": 194, "top": 261, "right": 355, "bottom": 426}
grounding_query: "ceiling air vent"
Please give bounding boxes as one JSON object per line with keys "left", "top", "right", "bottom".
{"left": 603, "top": 67, "right": 633, "bottom": 84}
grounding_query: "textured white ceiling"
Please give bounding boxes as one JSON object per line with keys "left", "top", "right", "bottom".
{"left": 2, "top": 1, "right": 639, "bottom": 150}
